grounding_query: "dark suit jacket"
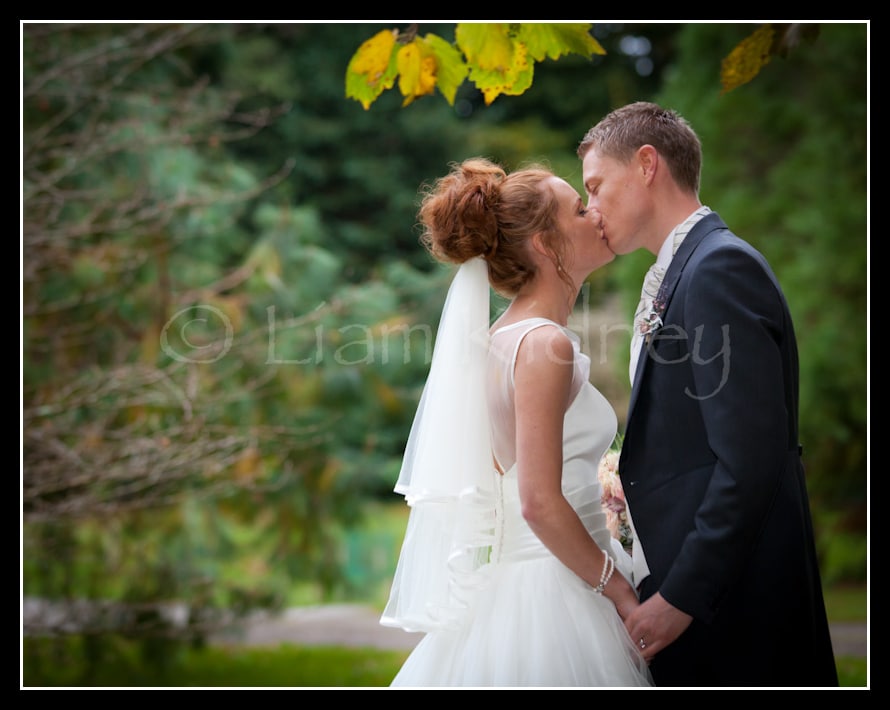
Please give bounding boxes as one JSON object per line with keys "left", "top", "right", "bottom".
{"left": 619, "top": 212, "right": 838, "bottom": 687}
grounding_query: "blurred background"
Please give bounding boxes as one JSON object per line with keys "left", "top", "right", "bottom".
{"left": 22, "top": 21, "right": 868, "bottom": 684}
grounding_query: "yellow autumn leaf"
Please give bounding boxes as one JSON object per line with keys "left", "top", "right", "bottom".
{"left": 345, "top": 29, "right": 399, "bottom": 109}
{"left": 397, "top": 39, "right": 437, "bottom": 106}
{"left": 721, "top": 24, "right": 775, "bottom": 94}
{"left": 350, "top": 28, "right": 397, "bottom": 78}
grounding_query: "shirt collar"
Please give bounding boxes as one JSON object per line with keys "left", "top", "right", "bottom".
{"left": 656, "top": 206, "right": 712, "bottom": 267}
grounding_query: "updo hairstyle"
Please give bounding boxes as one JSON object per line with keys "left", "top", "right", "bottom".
{"left": 417, "top": 157, "right": 570, "bottom": 298}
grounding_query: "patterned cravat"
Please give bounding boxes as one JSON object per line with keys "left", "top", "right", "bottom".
{"left": 628, "top": 207, "right": 711, "bottom": 384}
{"left": 628, "top": 264, "right": 666, "bottom": 382}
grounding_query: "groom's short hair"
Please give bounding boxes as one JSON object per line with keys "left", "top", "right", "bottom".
{"left": 577, "top": 101, "right": 702, "bottom": 195}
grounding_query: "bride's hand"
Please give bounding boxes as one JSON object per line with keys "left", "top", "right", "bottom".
{"left": 606, "top": 575, "right": 641, "bottom": 622}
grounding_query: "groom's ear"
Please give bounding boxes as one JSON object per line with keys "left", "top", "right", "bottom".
{"left": 637, "top": 144, "right": 658, "bottom": 186}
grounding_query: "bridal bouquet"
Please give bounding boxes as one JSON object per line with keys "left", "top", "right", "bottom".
{"left": 597, "top": 449, "right": 633, "bottom": 553}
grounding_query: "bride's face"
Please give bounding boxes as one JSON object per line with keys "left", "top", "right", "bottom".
{"left": 547, "top": 177, "right": 616, "bottom": 275}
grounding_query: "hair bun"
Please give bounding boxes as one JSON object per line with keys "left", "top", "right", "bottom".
{"left": 418, "top": 158, "right": 505, "bottom": 264}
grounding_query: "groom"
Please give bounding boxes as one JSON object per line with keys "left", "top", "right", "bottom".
{"left": 578, "top": 102, "right": 837, "bottom": 687}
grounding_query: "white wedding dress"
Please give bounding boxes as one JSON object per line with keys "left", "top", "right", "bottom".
{"left": 388, "top": 318, "right": 653, "bottom": 688}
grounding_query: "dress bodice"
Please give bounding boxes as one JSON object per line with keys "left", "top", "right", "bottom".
{"left": 486, "top": 319, "right": 618, "bottom": 565}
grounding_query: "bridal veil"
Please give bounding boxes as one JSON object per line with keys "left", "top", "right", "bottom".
{"left": 380, "top": 257, "right": 498, "bottom": 633}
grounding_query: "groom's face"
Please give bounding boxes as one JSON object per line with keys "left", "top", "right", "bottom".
{"left": 581, "top": 148, "right": 648, "bottom": 257}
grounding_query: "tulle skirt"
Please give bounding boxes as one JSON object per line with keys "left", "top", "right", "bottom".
{"left": 389, "top": 554, "right": 653, "bottom": 688}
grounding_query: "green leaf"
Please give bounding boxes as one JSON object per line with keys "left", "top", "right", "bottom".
{"left": 455, "top": 23, "right": 515, "bottom": 71}
{"left": 423, "top": 33, "right": 468, "bottom": 106}
{"left": 518, "top": 23, "right": 606, "bottom": 61}
{"left": 457, "top": 23, "right": 532, "bottom": 105}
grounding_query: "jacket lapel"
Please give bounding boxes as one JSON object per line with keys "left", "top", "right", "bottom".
{"left": 626, "top": 212, "right": 728, "bottom": 416}
{"left": 655, "top": 213, "right": 724, "bottom": 310}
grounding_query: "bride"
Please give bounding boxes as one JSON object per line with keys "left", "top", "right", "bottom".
{"left": 380, "top": 158, "right": 652, "bottom": 688}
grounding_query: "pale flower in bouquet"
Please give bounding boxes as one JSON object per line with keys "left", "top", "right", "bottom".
{"left": 597, "top": 448, "right": 633, "bottom": 553}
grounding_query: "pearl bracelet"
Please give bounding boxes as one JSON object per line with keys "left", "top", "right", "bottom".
{"left": 594, "top": 553, "right": 615, "bottom": 594}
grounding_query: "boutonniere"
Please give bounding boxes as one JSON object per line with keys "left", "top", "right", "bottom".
{"left": 637, "top": 298, "right": 665, "bottom": 343}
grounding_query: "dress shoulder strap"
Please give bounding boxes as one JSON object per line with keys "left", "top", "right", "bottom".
{"left": 491, "top": 318, "right": 572, "bottom": 388}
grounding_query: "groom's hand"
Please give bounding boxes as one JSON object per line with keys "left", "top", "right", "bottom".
{"left": 624, "top": 592, "right": 693, "bottom": 663}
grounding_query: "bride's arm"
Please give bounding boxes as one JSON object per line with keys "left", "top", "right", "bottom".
{"left": 513, "top": 327, "right": 639, "bottom": 620}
